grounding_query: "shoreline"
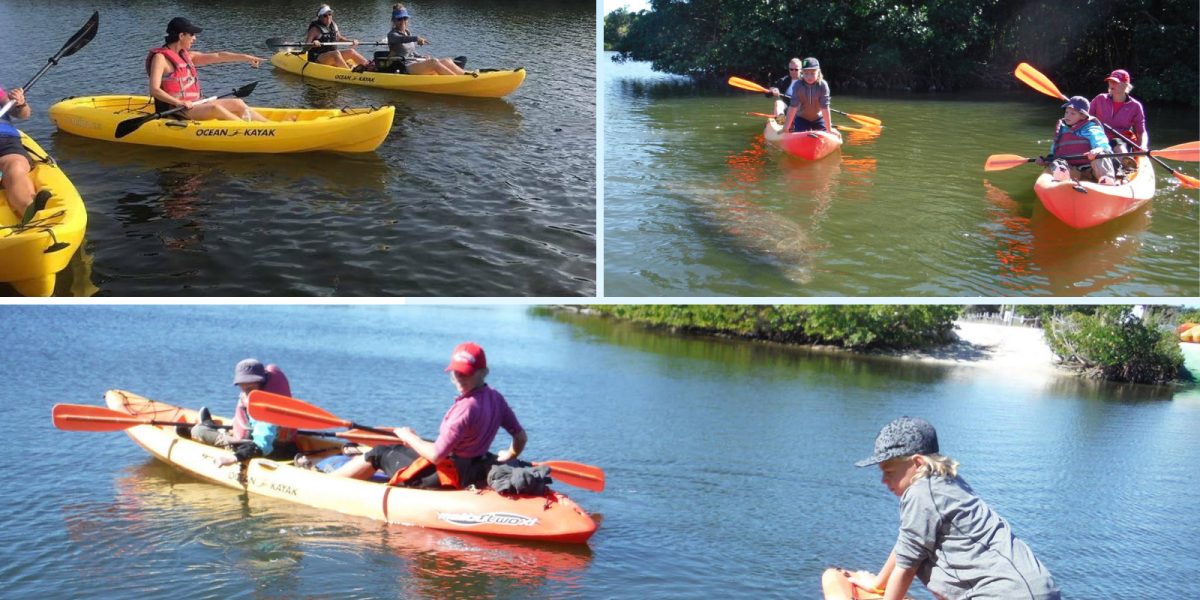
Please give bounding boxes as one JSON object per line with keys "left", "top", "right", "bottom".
{"left": 880, "top": 320, "right": 1064, "bottom": 376}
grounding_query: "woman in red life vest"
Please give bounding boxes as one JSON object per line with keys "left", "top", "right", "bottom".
{"left": 306, "top": 5, "right": 369, "bottom": 70}
{"left": 147, "top": 17, "right": 269, "bottom": 122}
{"left": 325, "top": 342, "right": 528, "bottom": 490}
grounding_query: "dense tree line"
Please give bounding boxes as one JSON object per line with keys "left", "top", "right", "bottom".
{"left": 606, "top": 0, "right": 1198, "bottom": 107}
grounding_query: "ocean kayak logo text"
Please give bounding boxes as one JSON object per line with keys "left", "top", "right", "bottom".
{"left": 195, "top": 128, "right": 277, "bottom": 137}
{"left": 438, "top": 512, "right": 539, "bottom": 528}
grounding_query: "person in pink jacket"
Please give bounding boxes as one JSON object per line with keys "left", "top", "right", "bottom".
{"left": 1089, "top": 69, "right": 1147, "bottom": 156}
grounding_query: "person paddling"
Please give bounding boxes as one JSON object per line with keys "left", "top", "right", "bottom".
{"left": 0, "top": 85, "right": 51, "bottom": 220}
{"left": 782, "top": 57, "right": 836, "bottom": 136}
{"left": 147, "top": 17, "right": 269, "bottom": 122}
{"left": 1035, "top": 96, "right": 1118, "bottom": 185}
{"left": 382, "top": 4, "right": 468, "bottom": 76}
{"left": 325, "top": 342, "right": 527, "bottom": 489}
{"left": 306, "top": 5, "right": 369, "bottom": 70}
{"left": 766, "top": 58, "right": 802, "bottom": 121}
{"left": 1090, "top": 69, "right": 1147, "bottom": 162}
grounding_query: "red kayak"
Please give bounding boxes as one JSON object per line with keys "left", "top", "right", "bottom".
{"left": 764, "top": 120, "right": 843, "bottom": 161}
{"left": 1033, "top": 153, "right": 1155, "bottom": 229}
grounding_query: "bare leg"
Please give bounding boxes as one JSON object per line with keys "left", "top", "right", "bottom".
{"left": 343, "top": 49, "right": 369, "bottom": 66}
{"left": 186, "top": 103, "right": 244, "bottom": 121}
{"left": 0, "top": 153, "right": 34, "bottom": 218}
{"left": 221, "top": 98, "right": 271, "bottom": 122}
{"left": 437, "top": 58, "right": 466, "bottom": 75}
{"left": 319, "top": 51, "right": 351, "bottom": 69}
{"left": 328, "top": 455, "right": 379, "bottom": 480}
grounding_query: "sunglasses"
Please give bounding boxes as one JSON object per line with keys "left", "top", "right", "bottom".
{"left": 788, "top": 68, "right": 799, "bottom": 71}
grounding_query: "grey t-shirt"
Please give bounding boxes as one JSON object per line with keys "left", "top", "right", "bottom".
{"left": 387, "top": 29, "right": 422, "bottom": 60}
{"left": 894, "top": 475, "right": 1060, "bottom": 600}
{"left": 785, "top": 79, "right": 830, "bottom": 121}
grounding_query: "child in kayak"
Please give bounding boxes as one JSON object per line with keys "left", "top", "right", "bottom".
{"left": 850, "top": 417, "right": 1061, "bottom": 600}
{"left": 380, "top": 4, "right": 468, "bottom": 76}
{"left": 146, "top": 17, "right": 270, "bottom": 122}
{"left": 1090, "top": 69, "right": 1147, "bottom": 162}
{"left": 782, "top": 57, "right": 835, "bottom": 135}
{"left": 306, "top": 5, "right": 369, "bottom": 70}
{"left": 190, "top": 358, "right": 299, "bottom": 466}
{"left": 324, "top": 342, "right": 527, "bottom": 489}
{"left": 0, "top": 86, "right": 51, "bottom": 222}
{"left": 1035, "top": 95, "right": 1117, "bottom": 185}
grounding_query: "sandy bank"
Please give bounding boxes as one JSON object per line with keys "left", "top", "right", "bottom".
{"left": 885, "top": 320, "right": 1064, "bottom": 376}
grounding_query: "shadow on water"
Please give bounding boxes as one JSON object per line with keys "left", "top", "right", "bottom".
{"left": 59, "top": 460, "right": 592, "bottom": 598}
{"left": 1042, "top": 376, "right": 1177, "bottom": 403}
{"left": 546, "top": 310, "right": 955, "bottom": 388}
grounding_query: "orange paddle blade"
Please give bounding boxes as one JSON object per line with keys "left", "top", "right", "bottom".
{"left": 1015, "top": 62, "right": 1068, "bottom": 100}
{"left": 843, "top": 112, "right": 882, "bottom": 128}
{"left": 336, "top": 428, "right": 403, "bottom": 446}
{"left": 52, "top": 403, "right": 185, "bottom": 431}
{"left": 1152, "top": 141, "right": 1200, "bottom": 162}
{"left": 1170, "top": 170, "right": 1200, "bottom": 189}
{"left": 984, "top": 154, "right": 1035, "bottom": 171}
{"left": 727, "top": 76, "right": 769, "bottom": 94}
{"left": 536, "top": 461, "right": 606, "bottom": 492}
{"left": 247, "top": 390, "right": 351, "bottom": 430}
{"left": 746, "top": 111, "right": 776, "bottom": 119}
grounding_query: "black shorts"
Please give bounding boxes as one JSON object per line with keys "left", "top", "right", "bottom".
{"left": 0, "top": 135, "right": 29, "bottom": 162}
{"left": 364, "top": 445, "right": 495, "bottom": 489}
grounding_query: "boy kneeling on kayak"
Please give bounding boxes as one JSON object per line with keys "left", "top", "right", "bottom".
{"left": 1035, "top": 96, "right": 1119, "bottom": 186}
{"left": 324, "top": 342, "right": 529, "bottom": 489}
{"left": 848, "top": 417, "right": 1061, "bottom": 600}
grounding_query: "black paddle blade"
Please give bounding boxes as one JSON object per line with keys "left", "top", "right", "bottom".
{"left": 113, "top": 115, "right": 152, "bottom": 139}
{"left": 59, "top": 11, "right": 100, "bottom": 59}
{"left": 233, "top": 81, "right": 259, "bottom": 98}
{"left": 44, "top": 241, "right": 70, "bottom": 253}
{"left": 453, "top": 55, "right": 468, "bottom": 69}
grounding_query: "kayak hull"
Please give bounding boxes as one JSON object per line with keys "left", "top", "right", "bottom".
{"left": 0, "top": 132, "right": 86, "bottom": 296}
{"left": 104, "top": 390, "right": 597, "bottom": 544}
{"left": 270, "top": 51, "right": 526, "bottom": 98}
{"left": 765, "top": 121, "right": 842, "bottom": 161}
{"left": 49, "top": 96, "right": 394, "bottom": 153}
{"left": 1033, "top": 154, "right": 1155, "bottom": 229}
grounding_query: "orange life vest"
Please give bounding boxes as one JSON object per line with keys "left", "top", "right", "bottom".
{"left": 146, "top": 47, "right": 201, "bottom": 102}
{"left": 387, "top": 456, "right": 460, "bottom": 488}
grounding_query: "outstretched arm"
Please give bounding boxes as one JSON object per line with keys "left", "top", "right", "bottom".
{"left": 191, "top": 50, "right": 262, "bottom": 68}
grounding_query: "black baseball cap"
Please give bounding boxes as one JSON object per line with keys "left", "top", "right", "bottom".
{"left": 167, "top": 17, "right": 203, "bottom": 35}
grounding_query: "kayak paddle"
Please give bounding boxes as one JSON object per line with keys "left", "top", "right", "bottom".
{"left": 0, "top": 11, "right": 99, "bottom": 120}
{"left": 113, "top": 81, "right": 258, "bottom": 139}
{"left": 264, "top": 37, "right": 391, "bottom": 49}
{"left": 984, "top": 141, "right": 1200, "bottom": 172}
{"left": 248, "top": 390, "right": 606, "bottom": 492}
{"left": 1015, "top": 62, "right": 1199, "bottom": 189}
{"left": 50, "top": 403, "right": 407, "bottom": 447}
{"left": 727, "top": 76, "right": 884, "bottom": 129}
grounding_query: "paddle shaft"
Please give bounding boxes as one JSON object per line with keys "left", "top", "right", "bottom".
{"left": 0, "top": 11, "right": 98, "bottom": 120}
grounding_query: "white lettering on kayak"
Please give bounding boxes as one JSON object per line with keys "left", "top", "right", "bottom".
{"left": 247, "top": 476, "right": 298, "bottom": 496}
{"left": 437, "top": 512, "right": 539, "bottom": 528}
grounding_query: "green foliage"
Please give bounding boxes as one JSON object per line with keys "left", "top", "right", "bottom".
{"left": 610, "top": 0, "right": 1199, "bottom": 107}
{"left": 589, "top": 305, "right": 961, "bottom": 350}
{"left": 1044, "top": 306, "right": 1184, "bottom": 384}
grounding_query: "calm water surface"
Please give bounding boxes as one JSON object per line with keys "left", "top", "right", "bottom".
{"left": 603, "top": 54, "right": 1200, "bottom": 296}
{"left": 3, "top": 306, "right": 1197, "bottom": 598}
{"left": 0, "top": 1, "right": 595, "bottom": 296}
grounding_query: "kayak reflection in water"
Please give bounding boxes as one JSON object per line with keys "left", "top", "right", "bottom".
{"left": 306, "top": 4, "right": 368, "bottom": 70}
{"left": 378, "top": 4, "right": 469, "bottom": 76}
{"left": 324, "top": 342, "right": 529, "bottom": 490}
{"left": 0, "top": 85, "right": 51, "bottom": 220}
{"left": 189, "top": 359, "right": 300, "bottom": 467}
{"left": 848, "top": 417, "right": 1061, "bottom": 600}
{"left": 146, "top": 17, "right": 270, "bottom": 122}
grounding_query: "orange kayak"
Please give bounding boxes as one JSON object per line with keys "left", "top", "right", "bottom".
{"left": 764, "top": 120, "right": 843, "bottom": 161}
{"left": 1033, "top": 154, "right": 1155, "bottom": 228}
{"left": 105, "top": 389, "right": 598, "bottom": 544}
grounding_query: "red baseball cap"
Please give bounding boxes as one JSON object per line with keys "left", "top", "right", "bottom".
{"left": 1104, "top": 69, "right": 1130, "bottom": 84}
{"left": 445, "top": 342, "right": 486, "bottom": 375}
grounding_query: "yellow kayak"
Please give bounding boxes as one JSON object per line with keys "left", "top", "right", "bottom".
{"left": 49, "top": 96, "right": 395, "bottom": 153}
{"left": 0, "top": 132, "right": 86, "bottom": 296}
{"left": 271, "top": 51, "right": 526, "bottom": 98}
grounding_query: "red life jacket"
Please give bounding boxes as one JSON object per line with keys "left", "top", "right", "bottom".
{"left": 146, "top": 47, "right": 201, "bottom": 102}
{"left": 387, "top": 456, "right": 460, "bottom": 488}
{"left": 1053, "top": 118, "right": 1100, "bottom": 167}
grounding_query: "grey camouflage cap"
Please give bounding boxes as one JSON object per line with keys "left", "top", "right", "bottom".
{"left": 855, "top": 416, "right": 939, "bottom": 467}
{"left": 232, "top": 358, "right": 266, "bottom": 385}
